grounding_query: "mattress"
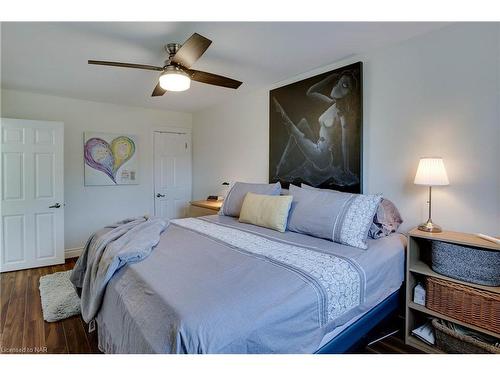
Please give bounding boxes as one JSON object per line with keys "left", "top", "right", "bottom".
{"left": 95, "top": 215, "right": 405, "bottom": 353}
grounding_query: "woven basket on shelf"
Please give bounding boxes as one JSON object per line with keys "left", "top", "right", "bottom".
{"left": 425, "top": 276, "right": 500, "bottom": 335}
{"left": 431, "top": 319, "right": 500, "bottom": 354}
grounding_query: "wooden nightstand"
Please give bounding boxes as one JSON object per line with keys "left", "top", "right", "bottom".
{"left": 405, "top": 228, "right": 500, "bottom": 353}
{"left": 188, "top": 200, "right": 223, "bottom": 217}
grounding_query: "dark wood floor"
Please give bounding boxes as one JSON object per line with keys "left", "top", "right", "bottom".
{"left": 0, "top": 258, "right": 100, "bottom": 354}
{"left": 355, "top": 326, "right": 424, "bottom": 354}
{"left": 0, "top": 258, "right": 422, "bottom": 354}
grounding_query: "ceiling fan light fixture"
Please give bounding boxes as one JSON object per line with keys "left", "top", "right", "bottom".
{"left": 88, "top": 33, "right": 242, "bottom": 97}
{"left": 159, "top": 68, "right": 191, "bottom": 92}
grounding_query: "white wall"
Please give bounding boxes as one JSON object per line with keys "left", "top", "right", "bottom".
{"left": 1, "top": 89, "right": 192, "bottom": 252}
{"left": 193, "top": 23, "right": 500, "bottom": 235}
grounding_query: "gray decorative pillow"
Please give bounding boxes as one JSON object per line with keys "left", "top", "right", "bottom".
{"left": 369, "top": 198, "right": 403, "bottom": 239}
{"left": 219, "top": 181, "right": 281, "bottom": 217}
{"left": 288, "top": 185, "right": 382, "bottom": 249}
{"left": 301, "top": 184, "right": 403, "bottom": 239}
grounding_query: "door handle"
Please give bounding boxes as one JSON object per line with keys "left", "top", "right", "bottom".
{"left": 156, "top": 193, "right": 166, "bottom": 198}
{"left": 49, "top": 203, "right": 61, "bottom": 208}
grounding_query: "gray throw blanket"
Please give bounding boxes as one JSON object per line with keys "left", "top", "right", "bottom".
{"left": 70, "top": 216, "right": 167, "bottom": 322}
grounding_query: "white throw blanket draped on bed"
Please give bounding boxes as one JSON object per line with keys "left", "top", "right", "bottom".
{"left": 70, "top": 216, "right": 167, "bottom": 322}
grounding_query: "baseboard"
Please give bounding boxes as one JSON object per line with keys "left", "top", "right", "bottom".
{"left": 65, "top": 247, "right": 83, "bottom": 259}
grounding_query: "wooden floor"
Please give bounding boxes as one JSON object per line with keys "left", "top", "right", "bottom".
{"left": 354, "top": 327, "right": 424, "bottom": 354}
{"left": 0, "top": 258, "right": 100, "bottom": 354}
{"left": 0, "top": 259, "right": 422, "bottom": 354}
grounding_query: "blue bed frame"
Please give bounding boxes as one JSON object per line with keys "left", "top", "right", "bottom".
{"left": 315, "top": 289, "right": 401, "bottom": 354}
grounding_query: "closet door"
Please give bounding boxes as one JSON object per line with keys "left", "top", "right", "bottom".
{"left": 1, "top": 118, "right": 64, "bottom": 272}
{"left": 153, "top": 131, "right": 192, "bottom": 221}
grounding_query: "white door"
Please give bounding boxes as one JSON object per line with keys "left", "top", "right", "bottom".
{"left": 1, "top": 118, "right": 64, "bottom": 272}
{"left": 153, "top": 131, "right": 192, "bottom": 221}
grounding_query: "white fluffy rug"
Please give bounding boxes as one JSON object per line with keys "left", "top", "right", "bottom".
{"left": 39, "top": 270, "right": 81, "bottom": 322}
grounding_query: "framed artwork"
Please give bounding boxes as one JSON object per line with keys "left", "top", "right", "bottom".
{"left": 269, "top": 61, "right": 363, "bottom": 193}
{"left": 84, "top": 131, "right": 138, "bottom": 186}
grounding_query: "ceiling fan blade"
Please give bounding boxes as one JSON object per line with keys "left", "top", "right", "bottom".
{"left": 151, "top": 83, "right": 166, "bottom": 97}
{"left": 88, "top": 60, "right": 163, "bottom": 71}
{"left": 171, "top": 33, "right": 212, "bottom": 69}
{"left": 188, "top": 69, "right": 242, "bottom": 89}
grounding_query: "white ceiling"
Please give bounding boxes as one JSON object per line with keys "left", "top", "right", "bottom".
{"left": 1, "top": 22, "right": 448, "bottom": 113}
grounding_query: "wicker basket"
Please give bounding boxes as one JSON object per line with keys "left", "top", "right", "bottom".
{"left": 431, "top": 319, "right": 500, "bottom": 354}
{"left": 425, "top": 277, "right": 500, "bottom": 335}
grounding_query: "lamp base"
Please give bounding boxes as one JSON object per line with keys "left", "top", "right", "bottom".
{"left": 418, "top": 219, "right": 442, "bottom": 233}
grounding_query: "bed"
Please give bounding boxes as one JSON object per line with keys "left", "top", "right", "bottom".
{"left": 92, "top": 214, "right": 405, "bottom": 354}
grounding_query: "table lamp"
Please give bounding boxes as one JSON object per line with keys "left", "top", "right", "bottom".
{"left": 219, "top": 181, "right": 231, "bottom": 199}
{"left": 414, "top": 157, "right": 449, "bottom": 233}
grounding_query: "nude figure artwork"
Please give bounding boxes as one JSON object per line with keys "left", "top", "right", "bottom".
{"left": 269, "top": 62, "right": 362, "bottom": 192}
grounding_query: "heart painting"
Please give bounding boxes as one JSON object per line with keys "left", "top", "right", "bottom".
{"left": 84, "top": 132, "right": 138, "bottom": 185}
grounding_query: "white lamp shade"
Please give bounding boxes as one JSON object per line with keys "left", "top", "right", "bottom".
{"left": 414, "top": 158, "right": 449, "bottom": 186}
{"left": 159, "top": 71, "right": 191, "bottom": 92}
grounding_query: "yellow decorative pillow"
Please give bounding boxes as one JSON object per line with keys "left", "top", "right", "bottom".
{"left": 239, "top": 192, "right": 293, "bottom": 232}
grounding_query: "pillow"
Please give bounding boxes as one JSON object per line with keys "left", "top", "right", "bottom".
{"left": 239, "top": 193, "right": 293, "bottom": 232}
{"left": 369, "top": 198, "right": 403, "bottom": 239}
{"left": 301, "top": 183, "right": 402, "bottom": 239}
{"left": 288, "top": 184, "right": 382, "bottom": 249}
{"left": 219, "top": 181, "right": 281, "bottom": 217}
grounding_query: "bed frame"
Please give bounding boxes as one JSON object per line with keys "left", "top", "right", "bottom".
{"left": 315, "top": 289, "right": 401, "bottom": 353}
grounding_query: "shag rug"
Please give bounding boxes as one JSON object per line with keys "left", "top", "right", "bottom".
{"left": 39, "top": 270, "right": 81, "bottom": 322}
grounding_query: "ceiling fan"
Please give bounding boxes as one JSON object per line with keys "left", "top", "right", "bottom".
{"left": 88, "top": 33, "right": 242, "bottom": 96}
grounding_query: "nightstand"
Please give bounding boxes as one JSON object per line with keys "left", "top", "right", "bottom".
{"left": 188, "top": 200, "right": 223, "bottom": 217}
{"left": 405, "top": 228, "right": 500, "bottom": 353}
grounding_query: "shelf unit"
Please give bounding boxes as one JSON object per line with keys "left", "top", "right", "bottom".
{"left": 409, "top": 260, "right": 499, "bottom": 294}
{"left": 405, "top": 228, "right": 500, "bottom": 353}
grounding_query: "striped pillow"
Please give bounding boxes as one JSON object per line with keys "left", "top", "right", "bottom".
{"left": 287, "top": 185, "right": 382, "bottom": 249}
{"left": 302, "top": 183, "right": 403, "bottom": 239}
{"left": 219, "top": 181, "right": 281, "bottom": 217}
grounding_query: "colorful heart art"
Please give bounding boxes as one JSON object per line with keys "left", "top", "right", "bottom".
{"left": 84, "top": 136, "right": 136, "bottom": 184}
